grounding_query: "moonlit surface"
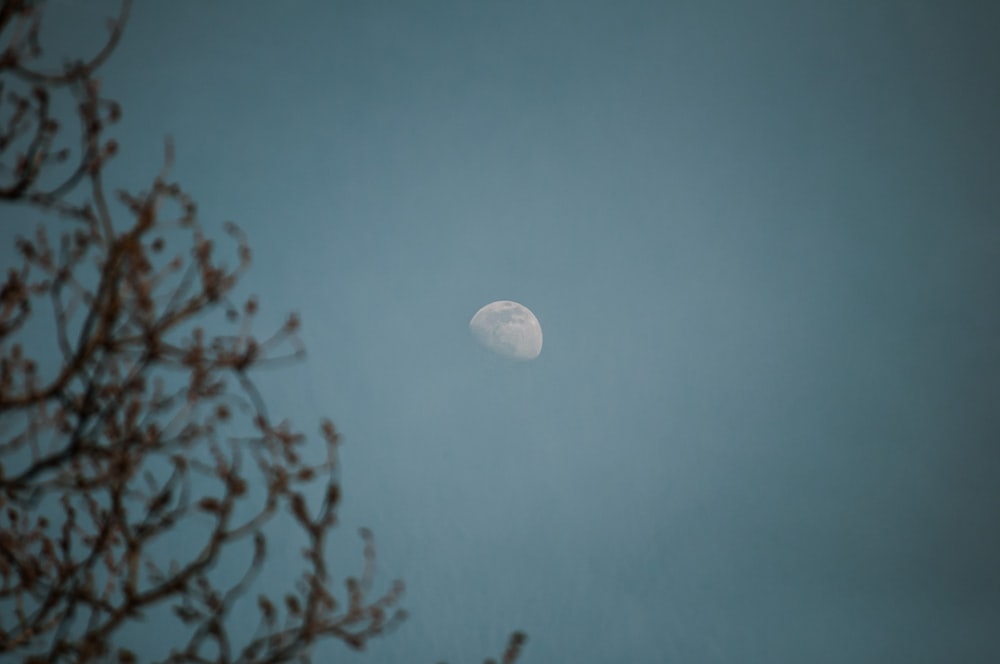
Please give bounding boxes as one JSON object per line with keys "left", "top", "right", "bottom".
{"left": 469, "top": 301, "right": 543, "bottom": 360}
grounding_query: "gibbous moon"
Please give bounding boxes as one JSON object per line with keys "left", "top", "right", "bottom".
{"left": 469, "top": 300, "right": 543, "bottom": 360}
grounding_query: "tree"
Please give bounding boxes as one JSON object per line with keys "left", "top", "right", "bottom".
{"left": 0, "top": 1, "right": 525, "bottom": 662}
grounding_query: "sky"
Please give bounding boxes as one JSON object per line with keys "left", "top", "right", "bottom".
{"left": 9, "top": 0, "right": 1000, "bottom": 662}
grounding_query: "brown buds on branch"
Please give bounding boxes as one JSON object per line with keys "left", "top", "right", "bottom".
{"left": 1, "top": 1, "right": 405, "bottom": 661}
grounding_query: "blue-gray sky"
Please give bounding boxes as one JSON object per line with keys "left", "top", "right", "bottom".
{"left": 20, "top": 1, "right": 1000, "bottom": 661}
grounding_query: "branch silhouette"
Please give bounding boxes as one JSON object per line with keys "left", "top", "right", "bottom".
{"left": 0, "top": 2, "right": 411, "bottom": 660}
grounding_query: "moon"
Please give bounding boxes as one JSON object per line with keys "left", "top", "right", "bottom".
{"left": 469, "top": 300, "right": 543, "bottom": 360}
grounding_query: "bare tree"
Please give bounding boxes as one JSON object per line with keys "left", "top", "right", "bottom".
{"left": 0, "top": 1, "right": 524, "bottom": 662}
